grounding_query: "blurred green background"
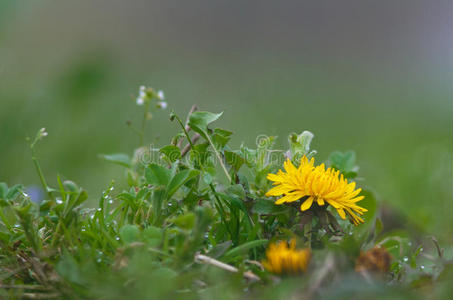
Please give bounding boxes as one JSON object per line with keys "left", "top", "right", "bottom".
{"left": 1, "top": 1, "right": 452, "bottom": 241}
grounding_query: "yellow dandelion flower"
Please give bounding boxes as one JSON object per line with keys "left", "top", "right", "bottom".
{"left": 262, "top": 239, "right": 311, "bottom": 275}
{"left": 265, "top": 155, "right": 367, "bottom": 225}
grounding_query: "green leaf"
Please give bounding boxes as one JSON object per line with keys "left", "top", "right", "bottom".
{"left": 39, "top": 199, "right": 52, "bottom": 212}
{"left": 6, "top": 184, "right": 23, "bottom": 200}
{"left": 143, "top": 226, "right": 163, "bottom": 239}
{"left": 328, "top": 151, "right": 358, "bottom": 175}
{"left": 100, "top": 153, "right": 131, "bottom": 168}
{"left": 145, "top": 164, "right": 171, "bottom": 186}
{"left": 240, "top": 146, "right": 257, "bottom": 168}
{"left": 223, "top": 239, "right": 268, "bottom": 258}
{"left": 63, "top": 180, "right": 79, "bottom": 193}
{"left": 252, "top": 199, "right": 290, "bottom": 215}
{"left": 143, "top": 226, "right": 163, "bottom": 246}
{"left": 207, "top": 240, "right": 232, "bottom": 258}
{"left": 218, "top": 192, "right": 247, "bottom": 213}
{"left": 213, "top": 128, "right": 233, "bottom": 137}
{"left": 74, "top": 190, "right": 88, "bottom": 207}
{"left": 119, "top": 224, "right": 141, "bottom": 244}
{"left": 166, "top": 169, "right": 199, "bottom": 199}
{"left": 288, "top": 131, "right": 314, "bottom": 159}
{"left": 224, "top": 150, "right": 245, "bottom": 172}
{"left": 201, "top": 166, "right": 216, "bottom": 185}
{"left": 202, "top": 172, "right": 213, "bottom": 185}
{"left": 188, "top": 111, "right": 223, "bottom": 138}
{"left": 190, "top": 143, "right": 211, "bottom": 166}
{"left": 212, "top": 128, "right": 233, "bottom": 149}
{"left": 172, "top": 212, "right": 196, "bottom": 230}
{"left": 225, "top": 184, "right": 246, "bottom": 199}
{"left": 160, "top": 145, "right": 182, "bottom": 162}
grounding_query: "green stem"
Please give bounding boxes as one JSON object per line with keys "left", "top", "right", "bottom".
{"left": 173, "top": 114, "right": 194, "bottom": 149}
{"left": 30, "top": 148, "right": 53, "bottom": 201}
{"left": 205, "top": 134, "right": 232, "bottom": 183}
{"left": 140, "top": 101, "right": 150, "bottom": 146}
{"left": 50, "top": 220, "right": 62, "bottom": 247}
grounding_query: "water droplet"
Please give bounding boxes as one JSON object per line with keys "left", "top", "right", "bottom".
{"left": 13, "top": 224, "right": 20, "bottom": 228}
{"left": 108, "top": 200, "right": 114, "bottom": 204}
{"left": 420, "top": 248, "right": 424, "bottom": 252}
{"left": 109, "top": 187, "right": 114, "bottom": 191}
{"left": 420, "top": 265, "right": 425, "bottom": 270}
{"left": 115, "top": 236, "right": 120, "bottom": 241}
{"left": 56, "top": 198, "right": 63, "bottom": 204}
{"left": 97, "top": 208, "right": 102, "bottom": 211}
{"left": 403, "top": 257, "right": 408, "bottom": 262}
{"left": 97, "top": 258, "right": 102, "bottom": 263}
{"left": 168, "top": 203, "right": 173, "bottom": 207}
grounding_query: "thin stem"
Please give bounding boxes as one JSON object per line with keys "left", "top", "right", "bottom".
{"left": 50, "top": 221, "right": 62, "bottom": 248}
{"left": 174, "top": 109, "right": 230, "bottom": 181}
{"left": 139, "top": 101, "right": 150, "bottom": 146}
{"left": 173, "top": 114, "right": 195, "bottom": 150}
{"left": 181, "top": 134, "right": 200, "bottom": 157}
{"left": 177, "top": 105, "right": 198, "bottom": 148}
{"left": 205, "top": 133, "right": 231, "bottom": 183}
{"left": 28, "top": 141, "right": 53, "bottom": 201}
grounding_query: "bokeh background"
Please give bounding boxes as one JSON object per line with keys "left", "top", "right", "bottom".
{"left": 1, "top": 0, "right": 452, "bottom": 241}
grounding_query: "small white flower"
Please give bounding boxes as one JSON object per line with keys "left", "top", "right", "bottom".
{"left": 136, "top": 85, "right": 147, "bottom": 105}
{"left": 157, "top": 90, "right": 165, "bottom": 100}
{"left": 157, "top": 101, "right": 167, "bottom": 109}
{"left": 136, "top": 97, "right": 145, "bottom": 105}
{"left": 39, "top": 128, "right": 48, "bottom": 137}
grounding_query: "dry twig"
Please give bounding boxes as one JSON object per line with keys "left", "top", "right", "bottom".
{"left": 194, "top": 253, "right": 260, "bottom": 282}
